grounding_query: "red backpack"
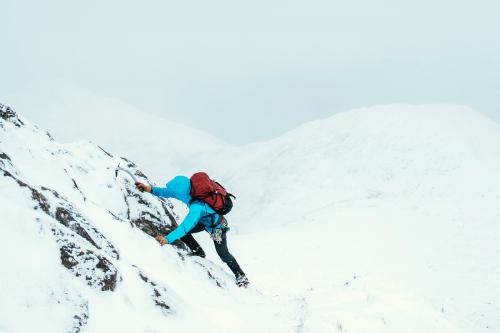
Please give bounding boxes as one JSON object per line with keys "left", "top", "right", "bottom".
{"left": 189, "top": 172, "right": 235, "bottom": 215}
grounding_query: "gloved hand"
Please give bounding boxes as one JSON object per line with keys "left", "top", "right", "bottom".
{"left": 135, "top": 182, "right": 152, "bottom": 193}
{"left": 155, "top": 235, "right": 168, "bottom": 246}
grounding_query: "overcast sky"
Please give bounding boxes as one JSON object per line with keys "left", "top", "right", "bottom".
{"left": 1, "top": 0, "right": 499, "bottom": 143}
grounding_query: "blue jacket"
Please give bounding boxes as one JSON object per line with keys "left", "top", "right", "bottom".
{"left": 151, "top": 176, "right": 224, "bottom": 244}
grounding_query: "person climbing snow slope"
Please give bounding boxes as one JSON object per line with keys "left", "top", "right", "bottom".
{"left": 135, "top": 174, "right": 250, "bottom": 287}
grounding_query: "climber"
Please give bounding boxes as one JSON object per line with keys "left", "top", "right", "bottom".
{"left": 135, "top": 175, "right": 250, "bottom": 288}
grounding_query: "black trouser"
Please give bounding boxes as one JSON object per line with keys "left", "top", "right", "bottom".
{"left": 180, "top": 224, "right": 246, "bottom": 279}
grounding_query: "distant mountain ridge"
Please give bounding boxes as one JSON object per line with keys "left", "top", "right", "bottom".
{"left": 191, "top": 104, "right": 500, "bottom": 231}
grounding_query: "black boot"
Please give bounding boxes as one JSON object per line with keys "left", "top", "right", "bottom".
{"left": 236, "top": 275, "right": 250, "bottom": 288}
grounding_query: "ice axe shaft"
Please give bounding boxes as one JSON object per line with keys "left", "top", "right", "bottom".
{"left": 115, "top": 165, "right": 138, "bottom": 183}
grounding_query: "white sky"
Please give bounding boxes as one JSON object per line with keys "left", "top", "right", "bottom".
{"left": 1, "top": 0, "right": 499, "bottom": 143}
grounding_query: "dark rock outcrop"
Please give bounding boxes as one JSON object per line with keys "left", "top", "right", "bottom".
{"left": 59, "top": 242, "right": 119, "bottom": 292}
{"left": 0, "top": 103, "right": 24, "bottom": 127}
{"left": 116, "top": 168, "right": 188, "bottom": 252}
{"left": 136, "top": 267, "right": 172, "bottom": 315}
{"left": 1, "top": 165, "right": 121, "bottom": 291}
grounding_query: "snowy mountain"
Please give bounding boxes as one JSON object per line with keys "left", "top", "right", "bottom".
{"left": 215, "top": 104, "right": 500, "bottom": 228}
{"left": 0, "top": 103, "right": 293, "bottom": 332}
{"left": 1, "top": 101, "right": 500, "bottom": 332}
{"left": 217, "top": 105, "right": 500, "bottom": 332}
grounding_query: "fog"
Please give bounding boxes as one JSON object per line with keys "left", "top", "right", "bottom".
{"left": 1, "top": 0, "right": 499, "bottom": 143}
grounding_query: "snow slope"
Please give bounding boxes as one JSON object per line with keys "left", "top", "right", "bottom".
{"left": 0, "top": 104, "right": 296, "bottom": 333}
{"left": 1, "top": 101, "right": 500, "bottom": 332}
{"left": 220, "top": 105, "right": 500, "bottom": 331}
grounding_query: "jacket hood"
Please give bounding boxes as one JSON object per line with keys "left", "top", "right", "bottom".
{"left": 166, "top": 175, "right": 192, "bottom": 205}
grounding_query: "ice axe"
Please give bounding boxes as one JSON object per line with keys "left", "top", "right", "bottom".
{"left": 115, "top": 165, "right": 138, "bottom": 183}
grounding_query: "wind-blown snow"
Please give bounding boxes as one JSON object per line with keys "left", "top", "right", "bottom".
{"left": 1, "top": 101, "right": 499, "bottom": 332}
